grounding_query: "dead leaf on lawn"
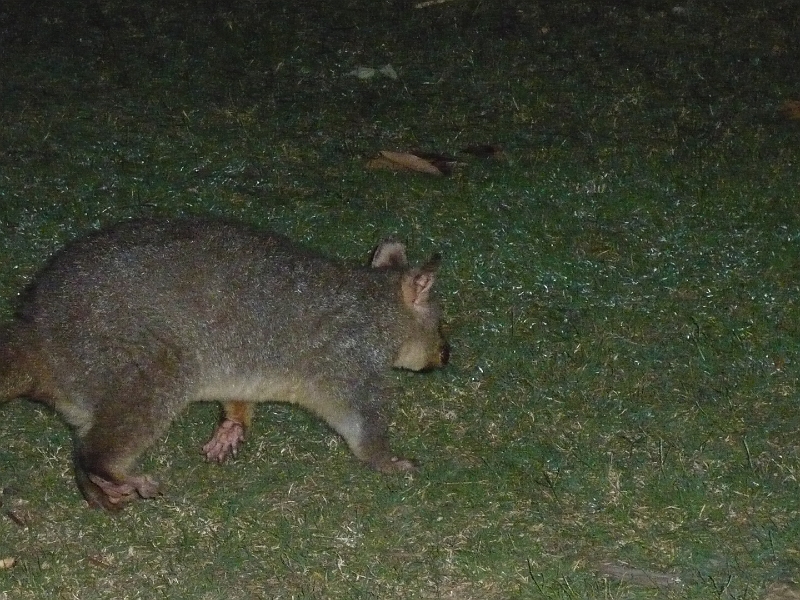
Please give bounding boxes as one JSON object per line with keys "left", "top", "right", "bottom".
{"left": 412, "top": 151, "right": 466, "bottom": 174}
{"left": 347, "top": 64, "right": 398, "bottom": 80}
{"left": 779, "top": 100, "right": 800, "bottom": 120}
{"left": 0, "top": 557, "right": 16, "bottom": 570}
{"left": 367, "top": 150, "right": 449, "bottom": 175}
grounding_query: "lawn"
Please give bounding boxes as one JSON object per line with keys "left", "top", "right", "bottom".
{"left": 1, "top": 0, "right": 799, "bottom": 598}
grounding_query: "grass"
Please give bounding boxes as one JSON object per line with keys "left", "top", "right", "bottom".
{"left": 1, "top": 0, "right": 799, "bottom": 597}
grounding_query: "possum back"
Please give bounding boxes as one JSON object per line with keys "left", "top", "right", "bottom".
{"left": 25, "top": 220, "right": 409, "bottom": 383}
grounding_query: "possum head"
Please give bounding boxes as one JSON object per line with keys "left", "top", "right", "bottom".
{"left": 371, "top": 240, "right": 450, "bottom": 372}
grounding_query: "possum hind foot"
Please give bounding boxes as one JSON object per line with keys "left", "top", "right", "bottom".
{"left": 202, "top": 418, "right": 246, "bottom": 463}
{"left": 82, "top": 473, "right": 161, "bottom": 511}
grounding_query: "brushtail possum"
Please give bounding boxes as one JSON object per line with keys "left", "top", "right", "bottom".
{"left": 0, "top": 219, "right": 449, "bottom": 510}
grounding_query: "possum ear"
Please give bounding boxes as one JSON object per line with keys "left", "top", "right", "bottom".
{"left": 371, "top": 240, "right": 408, "bottom": 269}
{"left": 401, "top": 254, "right": 441, "bottom": 309}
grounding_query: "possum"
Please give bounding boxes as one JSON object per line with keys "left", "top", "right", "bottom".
{"left": 0, "top": 218, "right": 449, "bottom": 510}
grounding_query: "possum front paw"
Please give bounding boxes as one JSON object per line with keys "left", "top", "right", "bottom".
{"left": 202, "top": 418, "right": 246, "bottom": 462}
{"left": 83, "top": 473, "right": 161, "bottom": 511}
{"left": 371, "top": 455, "right": 417, "bottom": 473}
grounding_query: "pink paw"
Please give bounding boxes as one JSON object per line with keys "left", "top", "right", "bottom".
{"left": 203, "top": 419, "right": 245, "bottom": 463}
{"left": 88, "top": 473, "right": 160, "bottom": 507}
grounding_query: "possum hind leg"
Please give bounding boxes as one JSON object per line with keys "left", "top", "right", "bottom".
{"left": 72, "top": 373, "right": 188, "bottom": 511}
{"left": 74, "top": 405, "right": 170, "bottom": 511}
{"left": 67, "top": 339, "right": 192, "bottom": 510}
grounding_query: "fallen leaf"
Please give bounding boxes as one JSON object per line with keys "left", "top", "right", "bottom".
{"left": 412, "top": 151, "right": 465, "bottom": 174}
{"left": 0, "top": 557, "right": 16, "bottom": 570}
{"left": 349, "top": 67, "right": 377, "bottom": 80}
{"left": 367, "top": 150, "right": 446, "bottom": 175}
{"left": 347, "top": 65, "right": 397, "bottom": 80}
{"left": 779, "top": 100, "right": 800, "bottom": 120}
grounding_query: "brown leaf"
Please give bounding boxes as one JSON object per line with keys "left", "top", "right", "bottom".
{"left": 412, "top": 151, "right": 464, "bottom": 175}
{"left": 367, "top": 150, "right": 445, "bottom": 175}
{"left": 365, "top": 155, "right": 398, "bottom": 171}
{"left": 779, "top": 100, "right": 800, "bottom": 120}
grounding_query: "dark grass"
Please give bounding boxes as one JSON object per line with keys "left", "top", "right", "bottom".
{"left": 2, "top": 0, "right": 800, "bottom": 598}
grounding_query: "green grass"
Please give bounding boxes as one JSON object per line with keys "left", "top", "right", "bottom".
{"left": 1, "top": 0, "right": 799, "bottom": 597}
